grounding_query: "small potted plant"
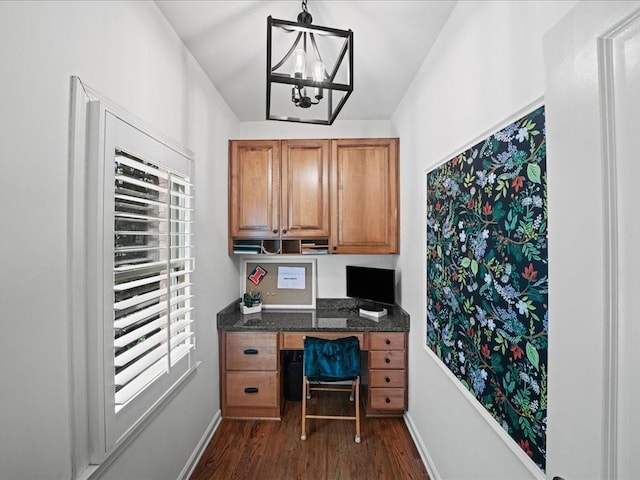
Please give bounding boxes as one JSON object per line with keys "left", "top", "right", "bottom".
{"left": 240, "top": 291, "right": 262, "bottom": 314}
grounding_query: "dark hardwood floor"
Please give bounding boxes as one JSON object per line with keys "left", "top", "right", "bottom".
{"left": 190, "top": 392, "right": 429, "bottom": 480}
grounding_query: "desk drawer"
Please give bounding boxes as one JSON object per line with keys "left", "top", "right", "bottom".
{"left": 368, "top": 332, "right": 406, "bottom": 351}
{"left": 369, "top": 350, "right": 405, "bottom": 370}
{"left": 281, "top": 331, "right": 364, "bottom": 350}
{"left": 226, "top": 332, "right": 278, "bottom": 371}
{"left": 225, "top": 371, "right": 278, "bottom": 407}
{"left": 369, "top": 388, "right": 406, "bottom": 410}
{"left": 369, "top": 369, "right": 406, "bottom": 388}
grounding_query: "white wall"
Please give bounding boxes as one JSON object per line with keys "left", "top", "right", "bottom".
{"left": 392, "top": 1, "right": 577, "bottom": 479}
{"left": 0, "top": 1, "right": 607, "bottom": 479}
{"left": 0, "top": 1, "right": 238, "bottom": 479}
{"left": 233, "top": 119, "right": 394, "bottom": 140}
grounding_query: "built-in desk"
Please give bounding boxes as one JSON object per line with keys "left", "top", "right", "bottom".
{"left": 217, "top": 298, "right": 410, "bottom": 419}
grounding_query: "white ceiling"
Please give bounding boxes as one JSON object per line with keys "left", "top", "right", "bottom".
{"left": 155, "top": 0, "right": 457, "bottom": 122}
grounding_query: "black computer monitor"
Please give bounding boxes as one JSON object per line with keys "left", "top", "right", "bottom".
{"left": 346, "top": 265, "right": 396, "bottom": 307}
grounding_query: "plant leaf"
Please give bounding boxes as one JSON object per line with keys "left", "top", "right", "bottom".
{"left": 526, "top": 341, "right": 540, "bottom": 370}
{"left": 527, "top": 163, "right": 541, "bottom": 184}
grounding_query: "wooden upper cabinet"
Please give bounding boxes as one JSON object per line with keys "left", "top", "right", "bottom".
{"left": 229, "top": 140, "right": 280, "bottom": 238}
{"left": 281, "top": 139, "right": 330, "bottom": 238}
{"left": 229, "top": 139, "right": 329, "bottom": 240}
{"left": 331, "top": 138, "right": 399, "bottom": 254}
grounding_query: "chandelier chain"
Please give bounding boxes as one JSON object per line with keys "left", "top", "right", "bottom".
{"left": 302, "top": 0, "right": 308, "bottom": 13}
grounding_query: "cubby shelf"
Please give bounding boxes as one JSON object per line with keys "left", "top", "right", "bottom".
{"left": 231, "top": 238, "right": 329, "bottom": 255}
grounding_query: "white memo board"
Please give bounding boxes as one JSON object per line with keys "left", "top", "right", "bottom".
{"left": 241, "top": 258, "right": 317, "bottom": 309}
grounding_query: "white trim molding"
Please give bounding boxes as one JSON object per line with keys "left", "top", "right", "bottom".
{"left": 404, "top": 411, "right": 442, "bottom": 480}
{"left": 178, "top": 410, "right": 223, "bottom": 480}
{"left": 597, "top": 8, "right": 640, "bottom": 480}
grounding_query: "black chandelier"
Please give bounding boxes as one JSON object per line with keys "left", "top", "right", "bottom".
{"left": 266, "top": 0, "right": 353, "bottom": 125}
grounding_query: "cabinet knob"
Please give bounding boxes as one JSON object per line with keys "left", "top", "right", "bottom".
{"left": 244, "top": 387, "right": 259, "bottom": 394}
{"left": 272, "top": 229, "right": 277, "bottom": 234}
{"left": 243, "top": 349, "right": 258, "bottom": 355}
{"left": 385, "top": 357, "right": 391, "bottom": 364}
{"left": 332, "top": 246, "right": 337, "bottom": 251}
{"left": 385, "top": 376, "right": 391, "bottom": 383}
{"left": 385, "top": 397, "right": 391, "bottom": 403}
{"left": 385, "top": 339, "right": 391, "bottom": 345}
{"left": 282, "top": 229, "right": 287, "bottom": 234}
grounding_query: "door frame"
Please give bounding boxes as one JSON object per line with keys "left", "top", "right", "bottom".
{"left": 544, "top": 3, "right": 640, "bottom": 479}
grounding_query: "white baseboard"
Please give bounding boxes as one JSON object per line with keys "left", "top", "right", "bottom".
{"left": 404, "top": 411, "right": 441, "bottom": 480}
{"left": 178, "top": 409, "right": 222, "bottom": 480}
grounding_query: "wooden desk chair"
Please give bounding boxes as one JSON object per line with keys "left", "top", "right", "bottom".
{"left": 301, "top": 336, "right": 361, "bottom": 443}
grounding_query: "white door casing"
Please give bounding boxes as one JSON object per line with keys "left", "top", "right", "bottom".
{"left": 606, "top": 11, "right": 640, "bottom": 479}
{"left": 544, "top": 2, "right": 640, "bottom": 479}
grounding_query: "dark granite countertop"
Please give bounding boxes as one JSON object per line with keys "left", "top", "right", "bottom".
{"left": 217, "top": 298, "right": 410, "bottom": 332}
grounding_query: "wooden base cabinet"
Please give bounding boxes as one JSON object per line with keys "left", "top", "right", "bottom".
{"left": 365, "top": 332, "right": 407, "bottom": 416}
{"left": 220, "top": 330, "right": 407, "bottom": 419}
{"left": 220, "top": 331, "right": 281, "bottom": 419}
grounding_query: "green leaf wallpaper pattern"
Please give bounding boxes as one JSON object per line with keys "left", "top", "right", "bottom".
{"left": 426, "top": 105, "right": 548, "bottom": 470}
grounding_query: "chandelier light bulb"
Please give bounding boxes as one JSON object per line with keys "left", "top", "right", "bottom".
{"left": 291, "top": 49, "right": 307, "bottom": 79}
{"left": 311, "top": 60, "right": 325, "bottom": 100}
{"left": 311, "top": 60, "right": 325, "bottom": 82}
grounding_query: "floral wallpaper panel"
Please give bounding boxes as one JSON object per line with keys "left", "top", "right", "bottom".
{"left": 426, "top": 105, "right": 548, "bottom": 470}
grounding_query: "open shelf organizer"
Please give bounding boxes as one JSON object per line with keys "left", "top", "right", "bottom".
{"left": 232, "top": 238, "right": 329, "bottom": 255}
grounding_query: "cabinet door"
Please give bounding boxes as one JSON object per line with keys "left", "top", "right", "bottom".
{"left": 281, "top": 139, "right": 330, "bottom": 238}
{"left": 331, "top": 138, "right": 399, "bottom": 253}
{"left": 229, "top": 140, "right": 280, "bottom": 238}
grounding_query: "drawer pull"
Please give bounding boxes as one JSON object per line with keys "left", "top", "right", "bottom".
{"left": 243, "top": 348, "right": 259, "bottom": 355}
{"left": 385, "top": 357, "right": 391, "bottom": 364}
{"left": 385, "top": 339, "right": 391, "bottom": 345}
{"left": 385, "top": 376, "right": 391, "bottom": 383}
{"left": 244, "top": 387, "right": 259, "bottom": 394}
{"left": 385, "top": 397, "right": 391, "bottom": 403}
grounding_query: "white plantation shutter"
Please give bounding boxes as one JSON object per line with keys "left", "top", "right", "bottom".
{"left": 86, "top": 103, "right": 197, "bottom": 460}
{"left": 112, "top": 154, "right": 194, "bottom": 410}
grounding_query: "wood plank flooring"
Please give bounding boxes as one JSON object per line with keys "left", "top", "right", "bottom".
{"left": 190, "top": 392, "right": 429, "bottom": 480}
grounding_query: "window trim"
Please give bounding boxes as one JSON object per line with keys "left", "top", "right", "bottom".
{"left": 69, "top": 77, "right": 198, "bottom": 472}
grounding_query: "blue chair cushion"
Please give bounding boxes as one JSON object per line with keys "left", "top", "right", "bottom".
{"left": 303, "top": 336, "right": 361, "bottom": 381}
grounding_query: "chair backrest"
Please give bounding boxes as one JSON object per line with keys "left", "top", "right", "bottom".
{"left": 303, "top": 336, "right": 360, "bottom": 381}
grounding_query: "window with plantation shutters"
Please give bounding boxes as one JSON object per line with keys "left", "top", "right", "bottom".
{"left": 85, "top": 103, "right": 197, "bottom": 461}
{"left": 113, "top": 153, "right": 194, "bottom": 410}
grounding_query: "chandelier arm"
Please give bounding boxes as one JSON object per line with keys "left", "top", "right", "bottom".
{"left": 308, "top": 33, "right": 326, "bottom": 75}
{"left": 327, "top": 36, "right": 350, "bottom": 82}
{"left": 271, "top": 31, "right": 304, "bottom": 72}
{"left": 292, "top": 85, "right": 321, "bottom": 108}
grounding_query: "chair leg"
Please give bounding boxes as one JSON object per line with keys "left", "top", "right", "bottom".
{"left": 355, "top": 377, "right": 361, "bottom": 443}
{"left": 301, "top": 377, "right": 307, "bottom": 441}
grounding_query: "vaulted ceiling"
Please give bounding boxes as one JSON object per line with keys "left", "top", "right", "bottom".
{"left": 156, "top": 1, "right": 457, "bottom": 122}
